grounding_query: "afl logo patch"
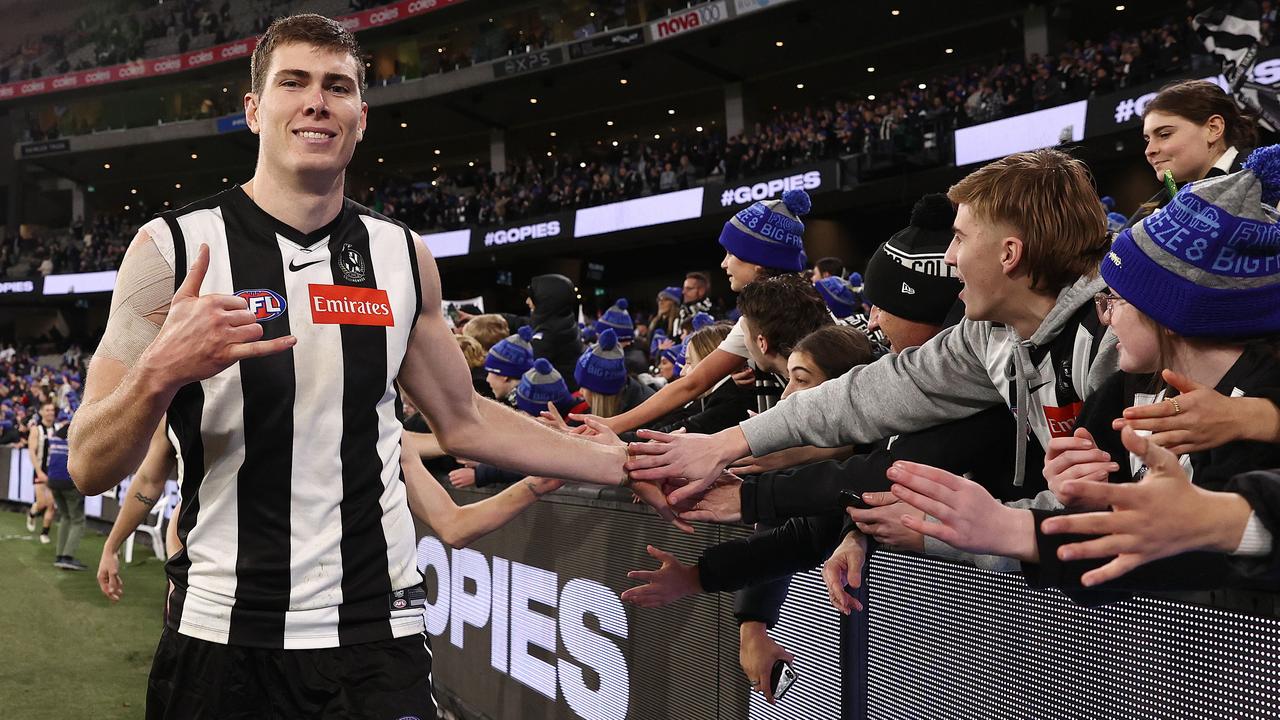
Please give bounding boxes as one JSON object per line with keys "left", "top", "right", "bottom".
{"left": 392, "top": 598, "right": 408, "bottom": 610}
{"left": 338, "top": 242, "right": 367, "bottom": 282}
{"left": 236, "top": 289, "right": 287, "bottom": 322}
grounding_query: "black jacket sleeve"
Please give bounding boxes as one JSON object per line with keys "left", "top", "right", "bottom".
{"left": 474, "top": 463, "right": 521, "bottom": 488}
{"left": 733, "top": 578, "right": 790, "bottom": 628}
{"left": 742, "top": 404, "right": 1028, "bottom": 525}
{"left": 1223, "top": 469, "right": 1280, "bottom": 585}
{"left": 676, "top": 391, "right": 753, "bottom": 435}
{"left": 697, "top": 513, "right": 846, "bottom": 597}
{"left": 1025, "top": 503, "right": 1243, "bottom": 605}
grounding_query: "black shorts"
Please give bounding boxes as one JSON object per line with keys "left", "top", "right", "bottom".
{"left": 145, "top": 627, "right": 436, "bottom": 719}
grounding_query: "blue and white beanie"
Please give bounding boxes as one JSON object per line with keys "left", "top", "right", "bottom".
{"left": 516, "top": 358, "right": 574, "bottom": 416}
{"left": 690, "top": 312, "right": 715, "bottom": 332}
{"left": 661, "top": 341, "right": 687, "bottom": 376}
{"left": 484, "top": 325, "right": 536, "bottom": 379}
{"left": 1103, "top": 145, "right": 1280, "bottom": 337}
{"left": 1106, "top": 211, "right": 1128, "bottom": 234}
{"left": 717, "top": 189, "right": 811, "bottom": 272}
{"left": 649, "top": 328, "right": 668, "bottom": 358}
{"left": 575, "top": 328, "right": 628, "bottom": 395}
{"left": 658, "top": 286, "right": 682, "bottom": 304}
{"left": 815, "top": 276, "right": 861, "bottom": 319}
{"left": 595, "top": 298, "right": 634, "bottom": 341}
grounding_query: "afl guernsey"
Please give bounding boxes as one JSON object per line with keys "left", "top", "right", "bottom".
{"left": 141, "top": 187, "right": 424, "bottom": 649}
{"left": 34, "top": 421, "right": 54, "bottom": 473}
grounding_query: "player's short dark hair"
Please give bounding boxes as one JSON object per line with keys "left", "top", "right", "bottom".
{"left": 737, "top": 275, "right": 833, "bottom": 356}
{"left": 251, "top": 14, "right": 366, "bottom": 97}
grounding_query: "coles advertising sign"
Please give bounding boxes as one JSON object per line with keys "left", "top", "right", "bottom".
{"left": 649, "top": 0, "right": 728, "bottom": 41}
{"left": 0, "top": 37, "right": 257, "bottom": 102}
{"left": 0, "top": 0, "right": 462, "bottom": 102}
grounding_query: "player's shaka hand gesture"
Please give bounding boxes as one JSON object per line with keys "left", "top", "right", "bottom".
{"left": 140, "top": 244, "right": 297, "bottom": 387}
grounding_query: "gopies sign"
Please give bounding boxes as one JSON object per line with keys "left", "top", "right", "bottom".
{"left": 1083, "top": 46, "right": 1280, "bottom": 135}
{"left": 417, "top": 537, "right": 630, "bottom": 720}
{"left": 705, "top": 161, "right": 837, "bottom": 213}
{"left": 484, "top": 221, "right": 562, "bottom": 247}
{"left": 472, "top": 214, "right": 574, "bottom": 253}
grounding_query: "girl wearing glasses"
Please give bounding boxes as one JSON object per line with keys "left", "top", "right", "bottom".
{"left": 883, "top": 148, "right": 1280, "bottom": 600}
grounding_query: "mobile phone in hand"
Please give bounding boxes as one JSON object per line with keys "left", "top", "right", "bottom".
{"left": 770, "top": 659, "right": 797, "bottom": 701}
{"left": 839, "top": 489, "right": 872, "bottom": 511}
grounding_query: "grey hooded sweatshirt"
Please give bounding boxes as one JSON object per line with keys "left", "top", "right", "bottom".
{"left": 740, "top": 275, "right": 1118, "bottom": 489}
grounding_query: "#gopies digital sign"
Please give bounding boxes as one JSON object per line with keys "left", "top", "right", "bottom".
{"left": 419, "top": 537, "right": 630, "bottom": 720}
{"left": 413, "top": 490, "right": 849, "bottom": 720}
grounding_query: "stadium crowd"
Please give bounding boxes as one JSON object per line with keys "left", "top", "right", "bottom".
{"left": 0, "top": 216, "right": 132, "bottom": 280}
{"left": 0, "top": 343, "right": 83, "bottom": 446}
{"left": 7, "top": 4, "right": 1280, "bottom": 712}
{"left": 385, "top": 74, "right": 1280, "bottom": 700}
{"left": 360, "top": 6, "right": 1270, "bottom": 231}
{"left": 2, "top": 8, "right": 1274, "bottom": 715}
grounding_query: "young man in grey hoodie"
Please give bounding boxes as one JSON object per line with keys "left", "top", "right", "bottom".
{"left": 628, "top": 147, "right": 1126, "bottom": 528}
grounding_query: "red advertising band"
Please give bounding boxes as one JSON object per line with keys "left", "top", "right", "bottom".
{"left": 0, "top": 0, "right": 464, "bottom": 102}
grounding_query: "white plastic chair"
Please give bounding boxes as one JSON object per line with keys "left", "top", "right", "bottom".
{"left": 123, "top": 498, "right": 166, "bottom": 564}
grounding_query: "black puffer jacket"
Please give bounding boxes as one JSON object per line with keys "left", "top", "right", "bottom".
{"left": 528, "top": 274, "right": 585, "bottom": 389}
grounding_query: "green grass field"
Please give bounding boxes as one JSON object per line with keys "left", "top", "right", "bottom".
{"left": 0, "top": 507, "right": 165, "bottom": 719}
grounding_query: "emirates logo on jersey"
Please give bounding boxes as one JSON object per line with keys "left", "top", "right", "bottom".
{"left": 309, "top": 284, "right": 394, "bottom": 327}
{"left": 1042, "top": 401, "right": 1083, "bottom": 438}
{"left": 235, "top": 289, "right": 287, "bottom": 322}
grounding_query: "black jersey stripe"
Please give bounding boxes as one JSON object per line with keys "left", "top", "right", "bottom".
{"left": 404, "top": 228, "right": 423, "bottom": 331}
{"left": 161, "top": 212, "right": 206, "bottom": 631}
{"left": 164, "top": 215, "right": 187, "bottom": 293}
{"left": 223, "top": 202, "right": 297, "bottom": 648}
{"left": 331, "top": 217, "right": 394, "bottom": 645}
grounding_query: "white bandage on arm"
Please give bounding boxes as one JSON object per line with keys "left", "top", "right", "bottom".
{"left": 94, "top": 230, "right": 175, "bottom": 367}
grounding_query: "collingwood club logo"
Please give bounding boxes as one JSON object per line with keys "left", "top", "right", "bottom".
{"left": 339, "top": 242, "right": 367, "bottom": 282}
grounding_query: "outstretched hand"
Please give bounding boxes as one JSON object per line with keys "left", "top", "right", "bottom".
{"left": 846, "top": 491, "right": 924, "bottom": 551}
{"left": 1040, "top": 424, "right": 1253, "bottom": 586}
{"left": 621, "top": 545, "right": 702, "bottom": 607}
{"left": 1114, "top": 369, "right": 1261, "bottom": 454}
{"left": 625, "top": 429, "right": 731, "bottom": 506}
{"left": 887, "top": 461, "right": 1037, "bottom": 561}
{"left": 1043, "top": 427, "right": 1118, "bottom": 509}
{"left": 677, "top": 472, "right": 744, "bottom": 524}
{"left": 537, "top": 402, "right": 572, "bottom": 433}
{"left": 141, "top": 244, "right": 296, "bottom": 389}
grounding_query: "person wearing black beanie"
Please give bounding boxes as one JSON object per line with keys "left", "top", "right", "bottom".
{"left": 863, "top": 194, "right": 964, "bottom": 353}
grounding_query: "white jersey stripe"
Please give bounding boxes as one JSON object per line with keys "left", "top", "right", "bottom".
{"left": 175, "top": 206, "right": 245, "bottom": 644}
{"left": 281, "top": 236, "right": 348, "bottom": 649}
{"left": 364, "top": 217, "right": 423, "bottom": 607}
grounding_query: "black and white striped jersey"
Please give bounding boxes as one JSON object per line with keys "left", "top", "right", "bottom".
{"left": 34, "top": 421, "right": 51, "bottom": 471}
{"left": 142, "top": 186, "right": 425, "bottom": 649}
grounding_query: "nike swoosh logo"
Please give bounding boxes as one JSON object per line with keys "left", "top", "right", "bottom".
{"left": 288, "top": 258, "right": 325, "bottom": 272}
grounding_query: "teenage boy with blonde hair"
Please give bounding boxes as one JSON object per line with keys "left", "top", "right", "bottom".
{"left": 628, "top": 148, "right": 1120, "bottom": 498}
